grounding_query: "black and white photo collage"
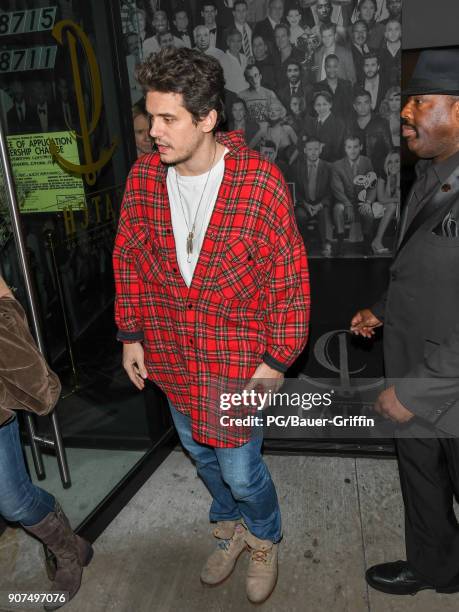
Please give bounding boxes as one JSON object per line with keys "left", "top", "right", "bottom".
{"left": 121, "top": 0, "right": 401, "bottom": 257}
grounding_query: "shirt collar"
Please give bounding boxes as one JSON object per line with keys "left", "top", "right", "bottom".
{"left": 349, "top": 156, "right": 360, "bottom": 167}
{"left": 433, "top": 149, "right": 459, "bottom": 184}
{"left": 416, "top": 149, "right": 459, "bottom": 184}
{"left": 353, "top": 42, "right": 368, "bottom": 53}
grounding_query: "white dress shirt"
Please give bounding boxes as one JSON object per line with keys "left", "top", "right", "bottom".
{"left": 224, "top": 50, "right": 249, "bottom": 94}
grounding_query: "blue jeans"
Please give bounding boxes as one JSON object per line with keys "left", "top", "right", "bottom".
{"left": 169, "top": 402, "right": 282, "bottom": 542}
{"left": 0, "top": 416, "right": 55, "bottom": 526}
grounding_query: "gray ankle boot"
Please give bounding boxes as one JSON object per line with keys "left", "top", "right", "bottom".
{"left": 24, "top": 502, "right": 93, "bottom": 610}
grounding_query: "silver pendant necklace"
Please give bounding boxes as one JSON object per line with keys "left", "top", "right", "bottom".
{"left": 175, "top": 144, "right": 217, "bottom": 262}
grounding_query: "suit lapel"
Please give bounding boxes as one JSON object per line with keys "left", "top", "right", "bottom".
{"left": 396, "top": 186, "right": 415, "bottom": 249}
{"left": 316, "top": 161, "right": 323, "bottom": 187}
{"left": 397, "top": 169, "right": 459, "bottom": 253}
{"left": 397, "top": 178, "right": 443, "bottom": 248}
{"left": 317, "top": 161, "right": 328, "bottom": 198}
{"left": 397, "top": 159, "right": 430, "bottom": 245}
{"left": 302, "top": 160, "right": 310, "bottom": 197}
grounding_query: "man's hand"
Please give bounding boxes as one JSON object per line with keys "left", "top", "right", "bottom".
{"left": 245, "top": 362, "right": 285, "bottom": 397}
{"left": 306, "top": 203, "right": 323, "bottom": 216}
{"left": 358, "top": 202, "right": 373, "bottom": 218}
{"left": 374, "top": 386, "right": 414, "bottom": 423}
{"left": 344, "top": 204, "right": 354, "bottom": 223}
{"left": 350, "top": 308, "right": 383, "bottom": 338}
{"left": 122, "top": 342, "right": 148, "bottom": 390}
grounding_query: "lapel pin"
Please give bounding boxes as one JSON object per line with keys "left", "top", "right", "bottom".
{"left": 441, "top": 183, "right": 452, "bottom": 192}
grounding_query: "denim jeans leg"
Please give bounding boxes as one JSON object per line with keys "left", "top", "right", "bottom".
{"left": 0, "top": 416, "right": 55, "bottom": 526}
{"left": 168, "top": 402, "right": 240, "bottom": 522}
{"left": 215, "top": 434, "right": 282, "bottom": 543}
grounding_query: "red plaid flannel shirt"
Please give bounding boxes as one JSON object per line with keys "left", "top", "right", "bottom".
{"left": 113, "top": 131, "right": 310, "bottom": 447}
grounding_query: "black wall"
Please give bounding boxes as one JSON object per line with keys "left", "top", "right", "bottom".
{"left": 403, "top": 0, "right": 459, "bottom": 49}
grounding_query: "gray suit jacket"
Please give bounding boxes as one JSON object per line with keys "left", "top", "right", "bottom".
{"left": 372, "top": 164, "right": 459, "bottom": 436}
{"left": 331, "top": 155, "right": 374, "bottom": 205}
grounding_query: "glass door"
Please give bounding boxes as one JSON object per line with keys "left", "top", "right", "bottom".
{"left": 0, "top": 0, "right": 172, "bottom": 534}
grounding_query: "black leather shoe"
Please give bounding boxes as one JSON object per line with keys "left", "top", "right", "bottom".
{"left": 366, "top": 561, "right": 459, "bottom": 595}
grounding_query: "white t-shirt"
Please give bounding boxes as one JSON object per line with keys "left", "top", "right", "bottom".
{"left": 167, "top": 149, "right": 228, "bottom": 287}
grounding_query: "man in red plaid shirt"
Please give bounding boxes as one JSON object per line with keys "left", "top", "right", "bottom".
{"left": 113, "top": 47, "right": 310, "bottom": 604}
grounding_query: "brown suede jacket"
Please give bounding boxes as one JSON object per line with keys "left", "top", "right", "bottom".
{"left": 0, "top": 296, "right": 61, "bottom": 427}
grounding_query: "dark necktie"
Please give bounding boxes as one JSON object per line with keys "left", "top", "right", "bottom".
{"left": 308, "top": 163, "right": 317, "bottom": 201}
{"left": 242, "top": 25, "right": 251, "bottom": 58}
{"left": 398, "top": 171, "right": 442, "bottom": 251}
{"left": 406, "top": 171, "right": 429, "bottom": 226}
{"left": 398, "top": 191, "right": 443, "bottom": 252}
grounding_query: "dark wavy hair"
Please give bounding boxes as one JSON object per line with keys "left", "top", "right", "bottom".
{"left": 135, "top": 47, "right": 226, "bottom": 128}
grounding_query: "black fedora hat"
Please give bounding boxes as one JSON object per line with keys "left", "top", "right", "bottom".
{"left": 403, "top": 48, "right": 459, "bottom": 96}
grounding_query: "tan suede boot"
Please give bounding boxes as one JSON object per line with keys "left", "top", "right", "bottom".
{"left": 24, "top": 502, "right": 93, "bottom": 610}
{"left": 200, "top": 520, "right": 248, "bottom": 586}
{"left": 245, "top": 531, "right": 278, "bottom": 604}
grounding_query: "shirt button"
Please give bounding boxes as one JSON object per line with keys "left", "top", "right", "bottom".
{"left": 166, "top": 229, "right": 171, "bottom": 234}
{"left": 187, "top": 303, "right": 193, "bottom": 309}
{"left": 173, "top": 267, "right": 177, "bottom": 273}
{"left": 189, "top": 338, "right": 193, "bottom": 345}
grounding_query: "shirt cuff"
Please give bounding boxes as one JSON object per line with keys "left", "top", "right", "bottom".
{"left": 370, "top": 300, "right": 385, "bottom": 323}
{"left": 116, "top": 329, "right": 144, "bottom": 343}
{"left": 262, "top": 351, "right": 288, "bottom": 373}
